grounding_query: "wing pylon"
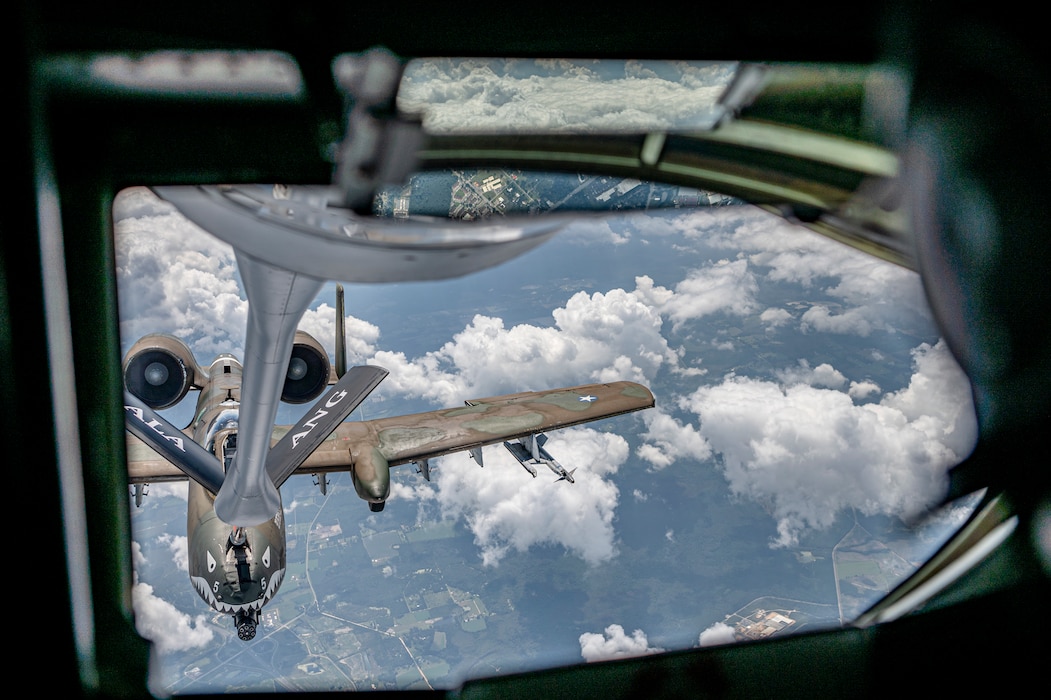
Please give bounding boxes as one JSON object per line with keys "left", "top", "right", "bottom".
{"left": 504, "top": 433, "right": 575, "bottom": 482}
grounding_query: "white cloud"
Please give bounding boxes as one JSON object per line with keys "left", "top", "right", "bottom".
{"left": 674, "top": 207, "right": 932, "bottom": 338}
{"left": 800, "top": 304, "right": 876, "bottom": 336}
{"left": 132, "top": 580, "right": 215, "bottom": 653}
{"left": 405, "top": 428, "right": 631, "bottom": 566}
{"left": 131, "top": 540, "right": 146, "bottom": 568}
{"left": 159, "top": 534, "right": 189, "bottom": 573}
{"left": 579, "top": 624, "right": 664, "bottom": 662}
{"left": 849, "top": 380, "right": 881, "bottom": 400}
{"left": 398, "top": 58, "right": 734, "bottom": 133}
{"left": 374, "top": 281, "right": 678, "bottom": 406}
{"left": 775, "top": 360, "right": 848, "bottom": 390}
{"left": 636, "top": 408, "right": 711, "bottom": 470}
{"left": 113, "top": 187, "right": 246, "bottom": 359}
{"left": 114, "top": 182, "right": 975, "bottom": 671}
{"left": 698, "top": 621, "right": 737, "bottom": 647}
{"left": 298, "top": 303, "right": 380, "bottom": 365}
{"left": 678, "top": 340, "right": 977, "bottom": 547}
{"left": 641, "top": 259, "right": 760, "bottom": 331}
{"left": 760, "top": 307, "right": 793, "bottom": 327}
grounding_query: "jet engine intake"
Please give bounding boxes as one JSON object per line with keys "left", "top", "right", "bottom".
{"left": 281, "top": 331, "right": 332, "bottom": 404}
{"left": 123, "top": 333, "right": 202, "bottom": 410}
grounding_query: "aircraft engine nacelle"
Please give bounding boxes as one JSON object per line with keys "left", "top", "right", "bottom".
{"left": 122, "top": 333, "right": 203, "bottom": 410}
{"left": 281, "top": 331, "right": 332, "bottom": 404}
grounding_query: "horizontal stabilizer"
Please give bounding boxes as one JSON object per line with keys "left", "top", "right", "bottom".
{"left": 267, "top": 364, "right": 389, "bottom": 488}
{"left": 124, "top": 390, "right": 225, "bottom": 495}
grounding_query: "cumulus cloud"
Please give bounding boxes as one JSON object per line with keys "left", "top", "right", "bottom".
{"left": 678, "top": 340, "right": 977, "bottom": 547}
{"left": 579, "top": 624, "right": 664, "bottom": 662}
{"left": 297, "top": 303, "right": 380, "bottom": 365}
{"left": 849, "top": 380, "right": 881, "bottom": 400}
{"left": 775, "top": 361, "right": 848, "bottom": 389}
{"left": 636, "top": 408, "right": 711, "bottom": 470}
{"left": 375, "top": 282, "right": 678, "bottom": 406}
{"left": 131, "top": 540, "right": 146, "bottom": 568}
{"left": 674, "top": 207, "right": 932, "bottom": 338}
{"left": 760, "top": 307, "right": 793, "bottom": 328}
{"left": 399, "top": 428, "right": 631, "bottom": 566}
{"left": 113, "top": 188, "right": 246, "bottom": 359}
{"left": 132, "top": 580, "right": 215, "bottom": 653}
{"left": 398, "top": 58, "right": 735, "bottom": 133}
{"left": 113, "top": 188, "right": 377, "bottom": 370}
{"left": 158, "top": 534, "right": 189, "bottom": 573}
{"left": 639, "top": 259, "right": 760, "bottom": 331}
{"left": 698, "top": 621, "right": 737, "bottom": 647}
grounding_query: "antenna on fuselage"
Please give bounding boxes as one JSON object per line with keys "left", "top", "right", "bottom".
{"left": 336, "top": 284, "right": 347, "bottom": 379}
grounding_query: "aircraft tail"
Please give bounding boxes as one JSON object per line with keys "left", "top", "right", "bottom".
{"left": 335, "top": 284, "right": 347, "bottom": 379}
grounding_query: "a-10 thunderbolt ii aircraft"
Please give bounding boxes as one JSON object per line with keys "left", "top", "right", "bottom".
{"left": 121, "top": 185, "right": 654, "bottom": 642}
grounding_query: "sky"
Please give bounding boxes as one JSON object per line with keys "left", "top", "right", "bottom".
{"left": 112, "top": 57, "right": 979, "bottom": 680}
{"left": 114, "top": 186, "right": 978, "bottom": 672}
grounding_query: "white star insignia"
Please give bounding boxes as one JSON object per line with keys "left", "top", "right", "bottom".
{"left": 579, "top": 394, "right": 597, "bottom": 403}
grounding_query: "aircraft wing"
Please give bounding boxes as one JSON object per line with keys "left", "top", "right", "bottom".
{"left": 126, "top": 433, "right": 193, "bottom": 484}
{"left": 288, "top": 380, "right": 655, "bottom": 476}
{"left": 125, "top": 380, "right": 654, "bottom": 493}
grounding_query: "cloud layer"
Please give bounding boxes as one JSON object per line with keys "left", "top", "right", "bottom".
{"left": 398, "top": 59, "right": 735, "bottom": 133}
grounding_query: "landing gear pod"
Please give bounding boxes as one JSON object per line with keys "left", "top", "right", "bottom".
{"left": 352, "top": 447, "right": 390, "bottom": 512}
{"left": 122, "top": 333, "right": 203, "bottom": 410}
{"left": 281, "top": 331, "right": 332, "bottom": 404}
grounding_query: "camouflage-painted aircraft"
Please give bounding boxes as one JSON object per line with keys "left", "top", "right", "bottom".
{"left": 123, "top": 286, "right": 654, "bottom": 641}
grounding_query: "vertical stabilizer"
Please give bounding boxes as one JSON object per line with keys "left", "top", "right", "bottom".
{"left": 335, "top": 284, "right": 347, "bottom": 379}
